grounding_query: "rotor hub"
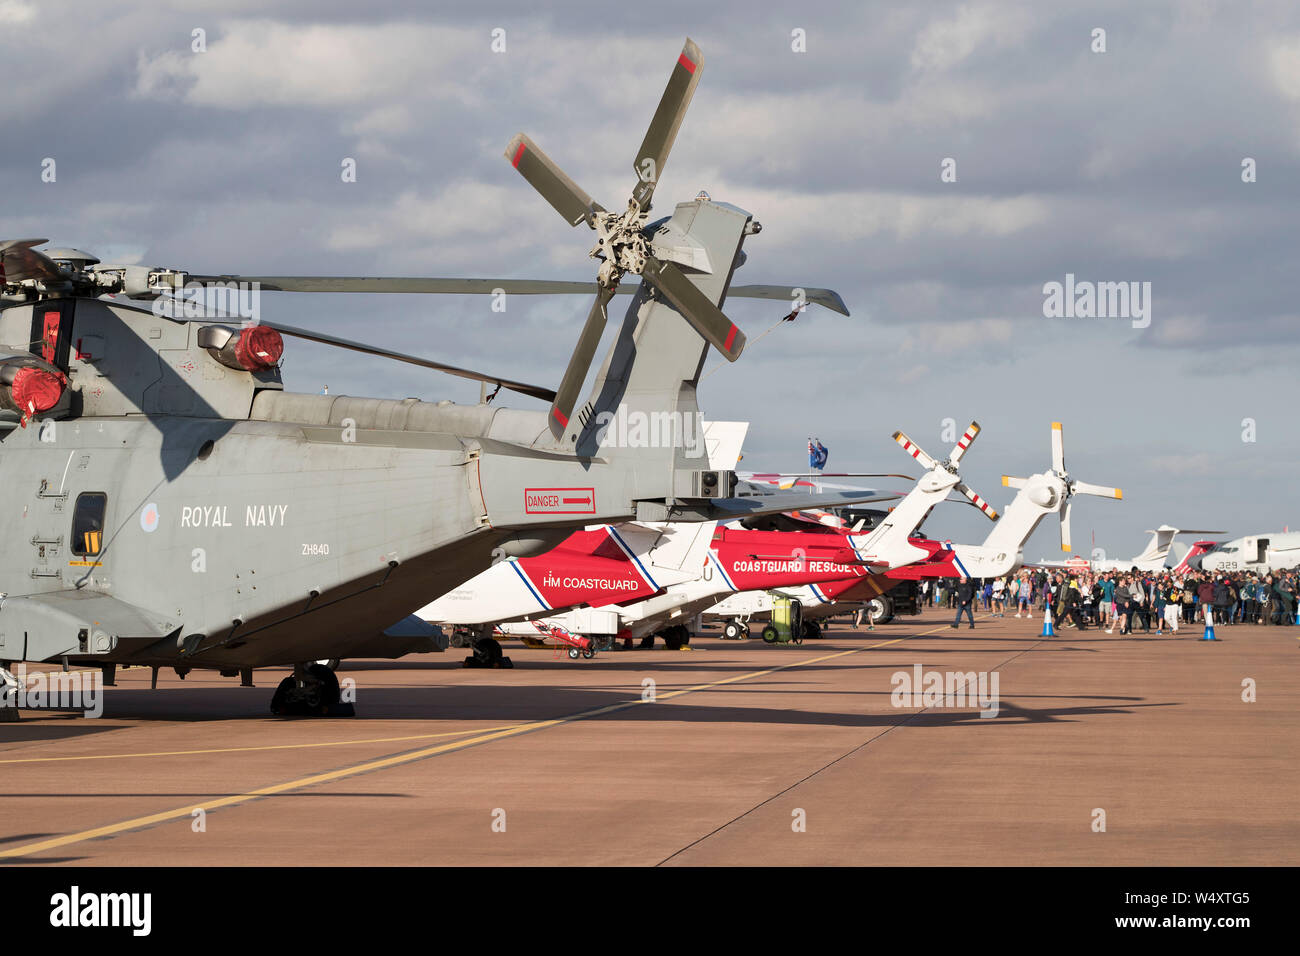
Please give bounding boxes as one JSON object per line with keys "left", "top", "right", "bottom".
{"left": 589, "top": 203, "right": 651, "bottom": 289}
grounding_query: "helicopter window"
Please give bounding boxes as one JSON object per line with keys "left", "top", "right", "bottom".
{"left": 71, "top": 493, "right": 108, "bottom": 557}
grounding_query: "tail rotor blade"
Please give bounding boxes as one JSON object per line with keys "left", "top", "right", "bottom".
{"left": 548, "top": 287, "right": 614, "bottom": 439}
{"left": 1071, "top": 480, "right": 1123, "bottom": 500}
{"left": 505, "top": 134, "right": 604, "bottom": 227}
{"left": 1051, "top": 421, "right": 1066, "bottom": 474}
{"left": 948, "top": 421, "right": 981, "bottom": 465}
{"left": 1060, "top": 500, "right": 1073, "bottom": 553}
{"left": 955, "top": 481, "right": 999, "bottom": 521}
{"left": 631, "top": 38, "right": 703, "bottom": 210}
{"left": 893, "top": 431, "right": 938, "bottom": 471}
{"left": 641, "top": 256, "right": 744, "bottom": 360}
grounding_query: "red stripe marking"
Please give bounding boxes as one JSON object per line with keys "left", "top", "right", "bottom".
{"left": 511, "top": 141, "right": 526, "bottom": 168}
{"left": 551, "top": 406, "right": 569, "bottom": 428}
{"left": 678, "top": 53, "right": 696, "bottom": 73}
{"left": 723, "top": 323, "right": 737, "bottom": 352}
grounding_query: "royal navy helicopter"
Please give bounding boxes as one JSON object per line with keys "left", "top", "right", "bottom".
{"left": 0, "top": 38, "right": 858, "bottom": 717}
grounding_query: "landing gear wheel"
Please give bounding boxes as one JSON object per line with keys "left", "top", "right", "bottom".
{"left": 270, "top": 664, "right": 349, "bottom": 717}
{"left": 801, "top": 621, "right": 821, "bottom": 641}
{"left": 568, "top": 647, "right": 580, "bottom": 659}
{"left": 867, "top": 597, "right": 894, "bottom": 626}
{"left": 474, "top": 637, "right": 503, "bottom": 664}
{"left": 270, "top": 676, "right": 296, "bottom": 715}
{"left": 761, "top": 625, "right": 779, "bottom": 644}
{"left": 303, "top": 663, "right": 340, "bottom": 712}
{"left": 723, "top": 620, "right": 743, "bottom": 640}
{"left": 662, "top": 628, "right": 684, "bottom": 651}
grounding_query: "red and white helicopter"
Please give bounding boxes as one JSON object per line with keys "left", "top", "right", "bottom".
{"left": 417, "top": 423, "right": 955, "bottom": 653}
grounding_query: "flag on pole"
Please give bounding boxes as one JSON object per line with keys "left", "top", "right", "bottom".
{"left": 807, "top": 438, "right": 828, "bottom": 471}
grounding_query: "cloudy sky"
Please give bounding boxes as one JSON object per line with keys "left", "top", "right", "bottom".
{"left": 3, "top": 0, "right": 1298, "bottom": 560}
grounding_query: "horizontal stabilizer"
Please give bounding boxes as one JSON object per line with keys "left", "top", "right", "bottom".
{"left": 705, "top": 490, "right": 902, "bottom": 519}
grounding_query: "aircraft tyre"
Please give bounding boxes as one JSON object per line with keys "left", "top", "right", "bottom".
{"left": 867, "top": 597, "right": 894, "bottom": 626}
{"left": 465, "top": 637, "right": 512, "bottom": 668}
{"left": 271, "top": 663, "right": 352, "bottom": 717}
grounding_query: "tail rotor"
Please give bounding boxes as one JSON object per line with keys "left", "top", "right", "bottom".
{"left": 504, "top": 37, "right": 745, "bottom": 438}
{"left": 1002, "top": 422, "right": 1122, "bottom": 552}
{"left": 892, "top": 422, "right": 998, "bottom": 521}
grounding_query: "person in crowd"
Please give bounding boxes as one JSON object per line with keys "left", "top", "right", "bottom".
{"left": 1213, "top": 575, "right": 1233, "bottom": 628}
{"left": 1240, "top": 576, "right": 1256, "bottom": 624}
{"left": 1049, "top": 573, "right": 1066, "bottom": 626}
{"left": 1097, "top": 572, "right": 1118, "bottom": 632}
{"left": 1273, "top": 576, "right": 1295, "bottom": 625}
{"left": 991, "top": 576, "right": 1006, "bottom": 617}
{"left": 952, "top": 577, "right": 976, "bottom": 629}
{"left": 1111, "top": 576, "right": 1132, "bottom": 635}
{"left": 1131, "top": 575, "right": 1150, "bottom": 633}
{"left": 1197, "top": 575, "right": 1216, "bottom": 625}
{"left": 1164, "top": 577, "right": 1183, "bottom": 634}
{"left": 1066, "top": 577, "right": 1087, "bottom": 629}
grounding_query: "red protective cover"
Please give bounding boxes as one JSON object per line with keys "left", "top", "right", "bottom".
{"left": 234, "top": 326, "right": 283, "bottom": 370}
{"left": 11, "top": 366, "right": 64, "bottom": 412}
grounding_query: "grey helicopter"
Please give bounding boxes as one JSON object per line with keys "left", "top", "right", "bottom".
{"left": 0, "top": 38, "right": 857, "bottom": 717}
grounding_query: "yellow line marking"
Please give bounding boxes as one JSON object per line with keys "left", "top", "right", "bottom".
{"left": 0, "top": 621, "right": 955, "bottom": 860}
{"left": 0, "top": 725, "right": 525, "bottom": 766}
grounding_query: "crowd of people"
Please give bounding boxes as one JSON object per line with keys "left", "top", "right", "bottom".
{"left": 922, "top": 567, "right": 1300, "bottom": 633}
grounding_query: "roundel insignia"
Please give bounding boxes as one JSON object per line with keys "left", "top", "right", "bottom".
{"left": 140, "top": 502, "right": 160, "bottom": 533}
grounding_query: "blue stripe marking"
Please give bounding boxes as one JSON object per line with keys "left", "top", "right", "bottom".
{"left": 952, "top": 552, "right": 972, "bottom": 580}
{"left": 708, "top": 550, "right": 737, "bottom": 591}
{"left": 810, "top": 584, "right": 831, "bottom": 604}
{"left": 509, "top": 560, "right": 549, "bottom": 610}
{"left": 608, "top": 526, "right": 660, "bottom": 591}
